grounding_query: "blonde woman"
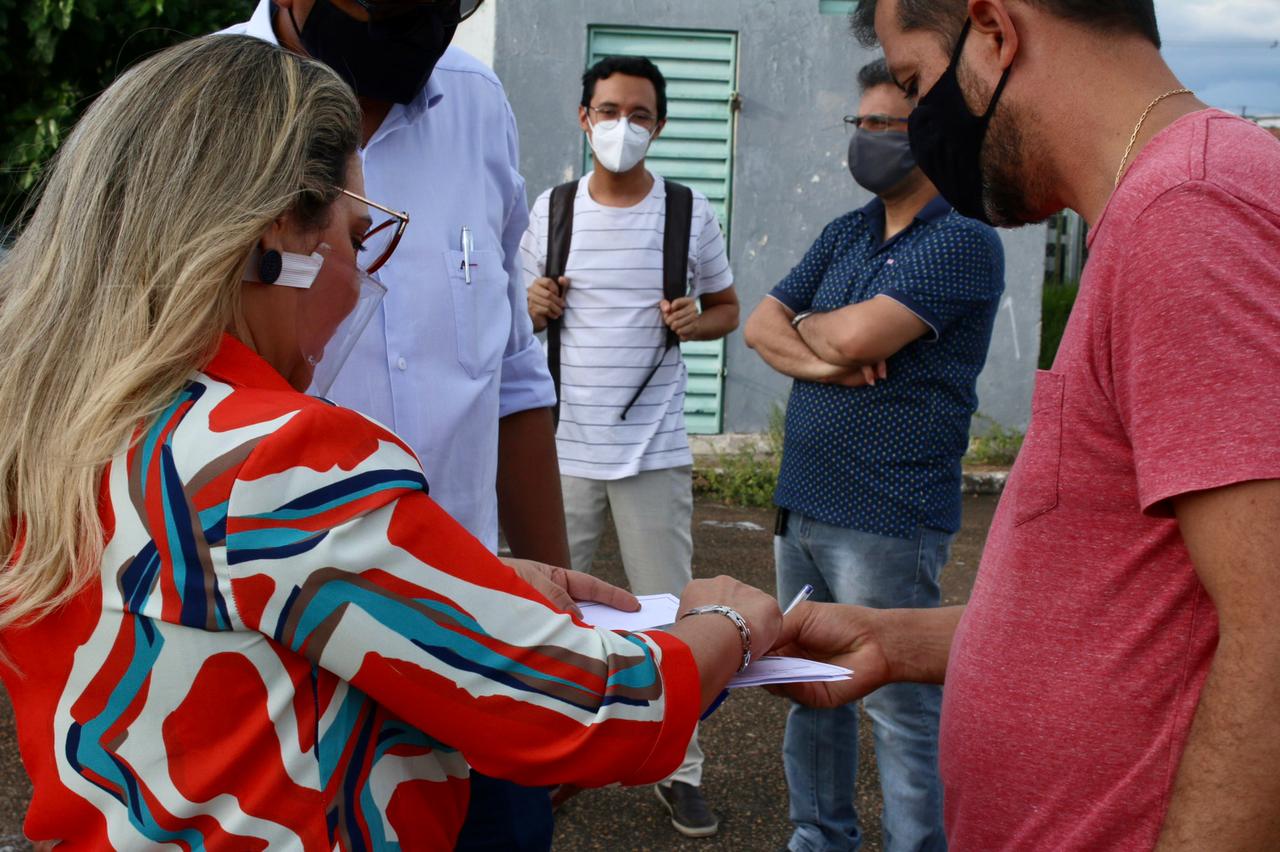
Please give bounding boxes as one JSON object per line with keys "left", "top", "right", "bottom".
{"left": 0, "top": 35, "right": 781, "bottom": 849}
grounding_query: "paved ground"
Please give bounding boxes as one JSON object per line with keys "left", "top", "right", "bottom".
{"left": 0, "top": 495, "right": 997, "bottom": 851}
{"left": 552, "top": 495, "right": 994, "bottom": 852}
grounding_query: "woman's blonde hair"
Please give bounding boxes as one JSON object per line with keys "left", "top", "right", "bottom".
{"left": 0, "top": 34, "right": 360, "bottom": 631}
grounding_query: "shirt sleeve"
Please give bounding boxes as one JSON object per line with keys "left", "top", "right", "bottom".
{"left": 690, "top": 200, "right": 733, "bottom": 298}
{"left": 222, "top": 403, "right": 700, "bottom": 788}
{"left": 879, "top": 219, "right": 1005, "bottom": 341}
{"left": 769, "top": 217, "right": 846, "bottom": 314}
{"left": 497, "top": 98, "right": 557, "bottom": 418}
{"left": 1108, "top": 181, "right": 1280, "bottom": 515}
{"left": 520, "top": 190, "right": 550, "bottom": 289}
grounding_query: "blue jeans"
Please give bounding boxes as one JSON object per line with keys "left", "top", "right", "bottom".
{"left": 777, "top": 510, "right": 951, "bottom": 852}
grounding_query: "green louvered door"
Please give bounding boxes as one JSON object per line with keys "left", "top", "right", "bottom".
{"left": 585, "top": 26, "right": 738, "bottom": 435}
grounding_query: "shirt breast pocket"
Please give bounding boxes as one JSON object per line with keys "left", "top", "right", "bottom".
{"left": 1012, "top": 370, "right": 1065, "bottom": 526}
{"left": 442, "top": 249, "right": 509, "bottom": 379}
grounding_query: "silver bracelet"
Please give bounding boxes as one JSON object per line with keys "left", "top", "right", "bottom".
{"left": 680, "top": 605, "right": 752, "bottom": 672}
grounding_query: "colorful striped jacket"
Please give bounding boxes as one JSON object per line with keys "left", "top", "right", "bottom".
{"left": 1, "top": 334, "right": 698, "bottom": 850}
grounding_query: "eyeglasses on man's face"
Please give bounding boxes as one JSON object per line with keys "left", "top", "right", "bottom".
{"left": 340, "top": 189, "right": 409, "bottom": 275}
{"left": 587, "top": 105, "right": 659, "bottom": 133}
{"left": 348, "top": 0, "right": 485, "bottom": 25}
{"left": 843, "top": 113, "right": 912, "bottom": 133}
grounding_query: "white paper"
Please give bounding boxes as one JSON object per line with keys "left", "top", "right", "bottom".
{"left": 576, "top": 594, "right": 852, "bottom": 689}
{"left": 577, "top": 593, "right": 680, "bottom": 632}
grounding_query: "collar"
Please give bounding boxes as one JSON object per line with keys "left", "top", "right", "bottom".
{"left": 250, "top": 0, "right": 281, "bottom": 45}
{"left": 858, "top": 193, "right": 952, "bottom": 247}
{"left": 856, "top": 195, "right": 886, "bottom": 222}
{"left": 857, "top": 193, "right": 952, "bottom": 224}
{"left": 411, "top": 72, "right": 445, "bottom": 117}
{"left": 203, "top": 333, "right": 299, "bottom": 393}
{"left": 916, "top": 194, "right": 952, "bottom": 223}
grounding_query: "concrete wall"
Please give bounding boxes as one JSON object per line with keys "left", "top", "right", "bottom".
{"left": 491, "top": 0, "right": 1044, "bottom": 433}
{"left": 451, "top": 1, "right": 497, "bottom": 69}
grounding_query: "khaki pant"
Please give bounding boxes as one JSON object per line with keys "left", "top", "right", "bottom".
{"left": 561, "top": 465, "right": 703, "bottom": 786}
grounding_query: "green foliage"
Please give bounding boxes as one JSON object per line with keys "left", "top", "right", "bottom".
{"left": 964, "top": 414, "right": 1024, "bottom": 467}
{"left": 1039, "top": 281, "right": 1079, "bottom": 370}
{"left": 1, "top": 0, "right": 254, "bottom": 224}
{"left": 694, "top": 405, "right": 785, "bottom": 509}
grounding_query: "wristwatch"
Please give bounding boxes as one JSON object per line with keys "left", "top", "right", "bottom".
{"left": 791, "top": 310, "right": 816, "bottom": 328}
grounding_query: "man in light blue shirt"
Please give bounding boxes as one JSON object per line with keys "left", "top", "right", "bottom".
{"left": 224, "top": 2, "right": 567, "bottom": 849}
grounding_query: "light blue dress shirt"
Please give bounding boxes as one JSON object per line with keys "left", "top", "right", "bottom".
{"left": 228, "top": 2, "right": 556, "bottom": 551}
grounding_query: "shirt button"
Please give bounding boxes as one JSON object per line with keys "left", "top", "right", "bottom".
{"left": 397, "top": 357, "right": 408, "bottom": 371}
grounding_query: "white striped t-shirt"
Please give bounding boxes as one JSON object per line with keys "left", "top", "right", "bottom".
{"left": 521, "top": 173, "right": 733, "bottom": 480}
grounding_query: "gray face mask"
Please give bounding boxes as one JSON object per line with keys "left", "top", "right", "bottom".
{"left": 848, "top": 129, "right": 918, "bottom": 195}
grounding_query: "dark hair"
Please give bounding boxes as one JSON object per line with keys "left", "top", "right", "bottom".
{"left": 857, "top": 58, "right": 897, "bottom": 93}
{"left": 851, "top": 0, "right": 1160, "bottom": 50}
{"left": 581, "top": 55, "right": 668, "bottom": 120}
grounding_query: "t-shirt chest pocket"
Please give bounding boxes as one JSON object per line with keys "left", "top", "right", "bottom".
{"left": 442, "top": 248, "right": 509, "bottom": 379}
{"left": 1011, "top": 370, "right": 1065, "bottom": 525}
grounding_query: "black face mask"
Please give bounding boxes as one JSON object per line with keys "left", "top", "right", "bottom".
{"left": 290, "top": 0, "right": 458, "bottom": 105}
{"left": 907, "top": 19, "right": 1012, "bottom": 223}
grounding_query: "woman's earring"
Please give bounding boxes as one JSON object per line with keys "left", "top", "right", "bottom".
{"left": 258, "top": 249, "right": 283, "bottom": 284}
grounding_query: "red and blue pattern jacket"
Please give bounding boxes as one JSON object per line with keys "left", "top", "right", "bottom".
{"left": 1, "top": 334, "right": 698, "bottom": 850}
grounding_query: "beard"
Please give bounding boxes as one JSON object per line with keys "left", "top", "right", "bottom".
{"left": 956, "top": 58, "right": 1054, "bottom": 227}
{"left": 980, "top": 100, "right": 1052, "bottom": 227}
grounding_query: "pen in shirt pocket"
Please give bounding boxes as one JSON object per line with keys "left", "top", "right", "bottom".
{"left": 459, "top": 226, "right": 476, "bottom": 284}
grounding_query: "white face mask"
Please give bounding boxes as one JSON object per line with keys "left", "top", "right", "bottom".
{"left": 587, "top": 115, "right": 654, "bottom": 174}
{"left": 242, "top": 247, "right": 325, "bottom": 289}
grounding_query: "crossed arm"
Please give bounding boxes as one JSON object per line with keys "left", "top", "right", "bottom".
{"left": 743, "top": 294, "right": 929, "bottom": 387}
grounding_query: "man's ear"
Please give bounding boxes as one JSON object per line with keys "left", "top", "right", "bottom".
{"left": 578, "top": 105, "right": 591, "bottom": 135}
{"left": 651, "top": 118, "right": 668, "bottom": 142}
{"left": 968, "top": 0, "right": 1019, "bottom": 75}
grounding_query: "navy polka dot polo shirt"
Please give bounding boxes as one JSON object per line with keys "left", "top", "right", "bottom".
{"left": 771, "top": 195, "right": 1005, "bottom": 538}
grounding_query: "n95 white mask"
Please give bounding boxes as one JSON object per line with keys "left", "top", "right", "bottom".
{"left": 587, "top": 116, "right": 654, "bottom": 174}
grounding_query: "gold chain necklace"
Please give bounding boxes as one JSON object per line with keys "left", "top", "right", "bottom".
{"left": 1114, "top": 88, "right": 1193, "bottom": 188}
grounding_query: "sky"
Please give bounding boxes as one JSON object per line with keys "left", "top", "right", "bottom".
{"left": 1155, "top": 0, "right": 1280, "bottom": 116}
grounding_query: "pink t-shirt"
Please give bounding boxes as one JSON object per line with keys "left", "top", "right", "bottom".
{"left": 940, "top": 110, "right": 1280, "bottom": 850}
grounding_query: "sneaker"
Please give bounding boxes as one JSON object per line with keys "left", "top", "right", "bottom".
{"left": 654, "top": 781, "right": 720, "bottom": 838}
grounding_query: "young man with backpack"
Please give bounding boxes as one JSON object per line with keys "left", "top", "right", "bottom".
{"left": 521, "top": 55, "right": 739, "bottom": 838}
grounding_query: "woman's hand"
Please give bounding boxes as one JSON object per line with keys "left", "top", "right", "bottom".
{"left": 501, "top": 557, "right": 638, "bottom": 617}
{"left": 678, "top": 575, "right": 783, "bottom": 663}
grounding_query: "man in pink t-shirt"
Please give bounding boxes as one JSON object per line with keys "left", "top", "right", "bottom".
{"left": 778, "top": 1, "right": 1280, "bottom": 850}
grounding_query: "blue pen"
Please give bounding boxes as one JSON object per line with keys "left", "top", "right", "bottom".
{"left": 783, "top": 583, "right": 815, "bottom": 615}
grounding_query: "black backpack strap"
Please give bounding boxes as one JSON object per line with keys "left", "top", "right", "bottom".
{"left": 661, "top": 180, "right": 694, "bottom": 310}
{"left": 620, "top": 180, "right": 696, "bottom": 421}
{"left": 545, "top": 180, "right": 578, "bottom": 427}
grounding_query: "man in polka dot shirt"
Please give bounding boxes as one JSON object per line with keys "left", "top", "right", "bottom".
{"left": 744, "top": 58, "right": 1003, "bottom": 852}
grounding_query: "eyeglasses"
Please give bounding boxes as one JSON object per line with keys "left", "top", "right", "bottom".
{"left": 587, "top": 105, "right": 660, "bottom": 132}
{"left": 341, "top": 189, "right": 409, "bottom": 275}
{"left": 350, "top": 0, "right": 485, "bottom": 25}
{"left": 843, "top": 113, "right": 911, "bottom": 133}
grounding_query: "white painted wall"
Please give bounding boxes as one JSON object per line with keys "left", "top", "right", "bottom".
{"left": 452, "top": 0, "right": 497, "bottom": 69}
